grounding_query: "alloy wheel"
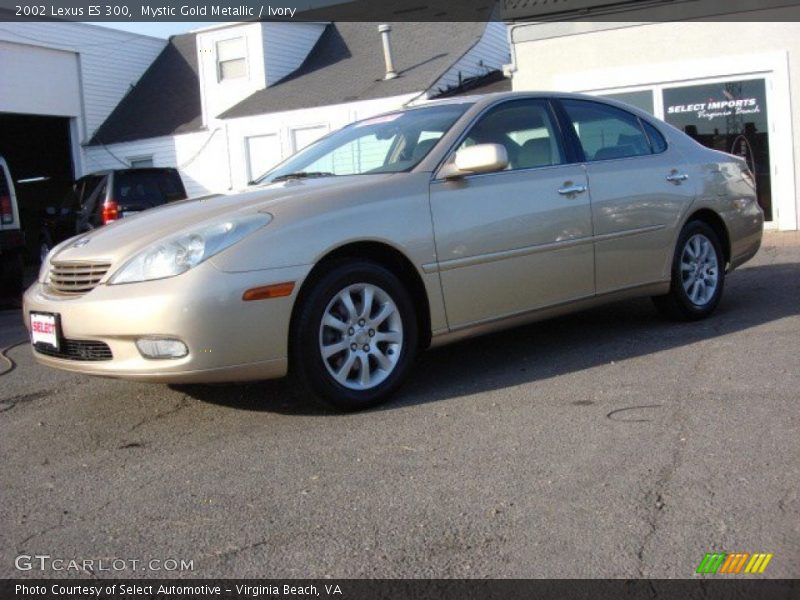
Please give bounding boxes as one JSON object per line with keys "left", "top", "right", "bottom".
{"left": 680, "top": 233, "right": 719, "bottom": 306}
{"left": 318, "top": 283, "right": 403, "bottom": 390}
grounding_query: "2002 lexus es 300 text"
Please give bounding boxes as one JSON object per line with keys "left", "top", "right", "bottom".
{"left": 24, "top": 93, "right": 763, "bottom": 410}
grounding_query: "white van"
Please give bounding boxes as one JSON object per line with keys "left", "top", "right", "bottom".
{"left": 0, "top": 156, "right": 25, "bottom": 299}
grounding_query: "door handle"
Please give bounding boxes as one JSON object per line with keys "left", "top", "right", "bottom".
{"left": 666, "top": 173, "right": 689, "bottom": 183}
{"left": 558, "top": 184, "right": 587, "bottom": 195}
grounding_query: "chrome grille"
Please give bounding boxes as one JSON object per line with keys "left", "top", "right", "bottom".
{"left": 48, "top": 261, "right": 111, "bottom": 295}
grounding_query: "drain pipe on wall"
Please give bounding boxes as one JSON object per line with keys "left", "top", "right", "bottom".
{"left": 378, "top": 24, "right": 398, "bottom": 80}
{"left": 504, "top": 22, "right": 524, "bottom": 84}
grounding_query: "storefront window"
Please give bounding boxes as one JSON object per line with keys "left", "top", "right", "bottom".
{"left": 663, "top": 79, "right": 772, "bottom": 221}
{"left": 600, "top": 90, "right": 654, "bottom": 115}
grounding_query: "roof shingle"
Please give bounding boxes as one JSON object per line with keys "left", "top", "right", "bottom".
{"left": 89, "top": 33, "right": 203, "bottom": 146}
{"left": 220, "top": 21, "right": 487, "bottom": 119}
{"left": 90, "top": 21, "right": 490, "bottom": 144}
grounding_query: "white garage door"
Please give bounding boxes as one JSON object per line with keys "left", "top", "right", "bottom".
{"left": 0, "top": 41, "right": 81, "bottom": 117}
{"left": 291, "top": 125, "right": 328, "bottom": 152}
{"left": 245, "top": 134, "right": 282, "bottom": 182}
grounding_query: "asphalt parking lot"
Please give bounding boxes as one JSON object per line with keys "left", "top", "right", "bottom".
{"left": 1, "top": 232, "right": 798, "bottom": 579}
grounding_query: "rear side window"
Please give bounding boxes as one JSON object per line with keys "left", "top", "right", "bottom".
{"left": 642, "top": 120, "right": 668, "bottom": 153}
{"left": 113, "top": 170, "right": 187, "bottom": 209}
{"left": 561, "top": 99, "right": 653, "bottom": 162}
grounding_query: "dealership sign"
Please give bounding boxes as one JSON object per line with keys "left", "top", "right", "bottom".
{"left": 666, "top": 97, "right": 762, "bottom": 121}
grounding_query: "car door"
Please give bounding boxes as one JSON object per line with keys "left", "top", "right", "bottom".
{"left": 557, "top": 98, "right": 695, "bottom": 294}
{"left": 429, "top": 98, "right": 594, "bottom": 329}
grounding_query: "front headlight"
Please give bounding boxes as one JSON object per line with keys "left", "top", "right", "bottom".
{"left": 109, "top": 213, "right": 272, "bottom": 285}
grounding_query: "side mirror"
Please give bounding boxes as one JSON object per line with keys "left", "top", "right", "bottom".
{"left": 440, "top": 144, "right": 509, "bottom": 179}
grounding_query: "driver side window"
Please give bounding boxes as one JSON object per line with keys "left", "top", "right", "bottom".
{"left": 457, "top": 100, "right": 565, "bottom": 171}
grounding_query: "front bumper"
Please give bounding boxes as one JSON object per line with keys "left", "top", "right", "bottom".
{"left": 22, "top": 261, "right": 312, "bottom": 383}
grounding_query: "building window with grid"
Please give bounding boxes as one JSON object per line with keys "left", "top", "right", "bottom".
{"left": 216, "top": 37, "right": 247, "bottom": 82}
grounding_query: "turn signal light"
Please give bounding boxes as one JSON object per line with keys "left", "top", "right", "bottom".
{"left": 101, "top": 199, "right": 119, "bottom": 224}
{"left": 242, "top": 282, "right": 295, "bottom": 301}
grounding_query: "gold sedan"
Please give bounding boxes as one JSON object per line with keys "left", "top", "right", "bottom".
{"left": 24, "top": 93, "right": 763, "bottom": 410}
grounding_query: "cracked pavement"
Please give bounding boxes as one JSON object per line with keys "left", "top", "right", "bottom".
{"left": 1, "top": 233, "right": 798, "bottom": 579}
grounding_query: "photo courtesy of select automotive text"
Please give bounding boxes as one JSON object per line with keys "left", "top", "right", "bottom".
{"left": 1, "top": 0, "right": 799, "bottom": 598}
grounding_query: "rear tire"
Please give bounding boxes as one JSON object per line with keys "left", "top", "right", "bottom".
{"left": 291, "top": 259, "right": 418, "bottom": 411}
{"left": 653, "top": 220, "right": 725, "bottom": 321}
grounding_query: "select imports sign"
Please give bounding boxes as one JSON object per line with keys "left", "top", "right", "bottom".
{"left": 666, "top": 96, "right": 762, "bottom": 122}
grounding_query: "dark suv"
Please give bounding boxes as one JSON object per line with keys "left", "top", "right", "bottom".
{"left": 40, "top": 168, "right": 187, "bottom": 261}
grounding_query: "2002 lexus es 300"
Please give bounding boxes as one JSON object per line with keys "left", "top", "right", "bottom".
{"left": 25, "top": 93, "right": 763, "bottom": 410}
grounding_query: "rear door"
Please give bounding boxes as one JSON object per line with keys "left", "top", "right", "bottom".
{"left": 556, "top": 98, "right": 695, "bottom": 293}
{"left": 429, "top": 98, "right": 594, "bottom": 329}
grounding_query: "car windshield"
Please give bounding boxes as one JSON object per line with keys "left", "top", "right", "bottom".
{"left": 255, "top": 102, "right": 473, "bottom": 184}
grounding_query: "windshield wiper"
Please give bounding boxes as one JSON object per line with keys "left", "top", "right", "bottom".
{"left": 271, "top": 171, "right": 336, "bottom": 183}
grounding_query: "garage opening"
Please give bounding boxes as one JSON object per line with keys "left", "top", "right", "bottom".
{"left": 0, "top": 113, "right": 74, "bottom": 262}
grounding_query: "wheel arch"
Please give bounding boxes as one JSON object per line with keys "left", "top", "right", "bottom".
{"left": 684, "top": 208, "right": 732, "bottom": 267}
{"left": 289, "top": 240, "right": 433, "bottom": 354}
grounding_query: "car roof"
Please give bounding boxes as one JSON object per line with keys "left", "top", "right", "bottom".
{"left": 367, "top": 91, "right": 648, "bottom": 122}
{"left": 82, "top": 167, "right": 180, "bottom": 177}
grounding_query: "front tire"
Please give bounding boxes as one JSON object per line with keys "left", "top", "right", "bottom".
{"left": 653, "top": 220, "right": 725, "bottom": 321}
{"left": 291, "top": 259, "right": 418, "bottom": 411}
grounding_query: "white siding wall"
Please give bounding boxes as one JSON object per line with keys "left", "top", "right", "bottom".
{"left": 196, "top": 23, "right": 267, "bottom": 124}
{"left": 262, "top": 22, "right": 326, "bottom": 86}
{"left": 427, "top": 21, "right": 510, "bottom": 97}
{"left": 0, "top": 23, "right": 165, "bottom": 141}
{"left": 84, "top": 129, "right": 230, "bottom": 198}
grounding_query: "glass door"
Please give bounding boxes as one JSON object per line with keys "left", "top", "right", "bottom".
{"left": 662, "top": 78, "right": 772, "bottom": 221}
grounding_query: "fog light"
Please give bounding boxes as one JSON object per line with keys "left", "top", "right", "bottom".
{"left": 136, "top": 338, "right": 188, "bottom": 359}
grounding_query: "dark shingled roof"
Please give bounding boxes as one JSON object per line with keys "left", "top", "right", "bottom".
{"left": 88, "top": 33, "right": 203, "bottom": 146}
{"left": 220, "top": 21, "right": 487, "bottom": 120}
{"left": 90, "top": 21, "right": 491, "bottom": 144}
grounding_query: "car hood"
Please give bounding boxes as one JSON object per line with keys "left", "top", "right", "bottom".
{"left": 50, "top": 175, "right": 397, "bottom": 264}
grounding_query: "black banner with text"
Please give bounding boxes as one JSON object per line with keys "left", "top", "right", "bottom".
{"left": 1, "top": 0, "right": 800, "bottom": 22}
{"left": 2, "top": 579, "right": 799, "bottom": 600}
